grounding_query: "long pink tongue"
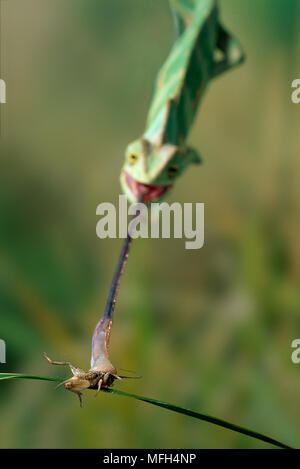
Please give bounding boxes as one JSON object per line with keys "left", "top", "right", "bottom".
{"left": 125, "top": 172, "right": 171, "bottom": 202}
{"left": 139, "top": 183, "right": 170, "bottom": 203}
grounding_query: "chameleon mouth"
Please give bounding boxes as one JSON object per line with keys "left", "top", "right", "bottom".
{"left": 124, "top": 171, "right": 172, "bottom": 203}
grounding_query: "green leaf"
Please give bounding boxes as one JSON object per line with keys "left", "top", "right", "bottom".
{"left": 0, "top": 373, "right": 293, "bottom": 449}
{"left": 103, "top": 388, "right": 294, "bottom": 449}
{"left": 0, "top": 373, "right": 62, "bottom": 383}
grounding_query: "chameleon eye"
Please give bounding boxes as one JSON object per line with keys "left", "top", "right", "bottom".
{"left": 167, "top": 166, "right": 178, "bottom": 177}
{"left": 128, "top": 153, "right": 139, "bottom": 165}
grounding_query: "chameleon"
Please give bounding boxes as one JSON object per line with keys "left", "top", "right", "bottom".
{"left": 44, "top": 1, "right": 244, "bottom": 405}
{"left": 120, "top": 0, "right": 244, "bottom": 204}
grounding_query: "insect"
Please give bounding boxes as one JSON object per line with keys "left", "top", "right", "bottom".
{"left": 120, "top": 0, "right": 244, "bottom": 203}
{"left": 44, "top": 232, "right": 136, "bottom": 406}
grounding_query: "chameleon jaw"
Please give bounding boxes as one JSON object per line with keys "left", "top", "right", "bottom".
{"left": 122, "top": 170, "right": 172, "bottom": 203}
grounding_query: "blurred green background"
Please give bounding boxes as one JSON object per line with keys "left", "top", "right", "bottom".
{"left": 0, "top": 0, "right": 300, "bottom": 448}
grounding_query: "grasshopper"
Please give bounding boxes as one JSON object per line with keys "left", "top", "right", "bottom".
{"left": 44, "top": 235, "right": 136, "bottom": 406}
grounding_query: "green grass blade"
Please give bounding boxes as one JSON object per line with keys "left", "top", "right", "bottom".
{"left": 0, "top": 373, "right": 63, "bottom": 383}
{"left": 0, "top": 373, "right": 293, "bottom": 449}
{"left": 102, "top": 388, "right": 293, "bottom": 449}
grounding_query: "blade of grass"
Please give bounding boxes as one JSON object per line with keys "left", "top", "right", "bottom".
{"left": 0, "top": 373, "right": 293, "bottom": 449}
{"left": 0, "top": 373, "right": 63, "bottom": 383}
{"left": 103, "top": 388, "right": 294, "bottom": 449}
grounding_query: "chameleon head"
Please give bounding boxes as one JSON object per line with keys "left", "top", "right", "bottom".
{"left": 121, "top": 137, "right": 201, "bottom": 203}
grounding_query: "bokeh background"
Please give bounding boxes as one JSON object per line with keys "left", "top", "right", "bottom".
{"left": 0, "top": 0, "right": 300, "bottom": 449}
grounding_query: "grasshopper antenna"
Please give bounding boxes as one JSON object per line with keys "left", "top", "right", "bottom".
{"left": 118, "top": 375, "right": 142, "bottom": 380}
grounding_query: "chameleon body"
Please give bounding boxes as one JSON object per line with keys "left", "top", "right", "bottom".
{"left": 120, "top": 0, "right": 244, "bottom": 203}
{"left": 44, "top": 1, "right": 244, "bottom": 406}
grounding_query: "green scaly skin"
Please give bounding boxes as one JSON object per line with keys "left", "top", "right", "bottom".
{"left": 120, "top": 0, "right": 244, "bottom": 203}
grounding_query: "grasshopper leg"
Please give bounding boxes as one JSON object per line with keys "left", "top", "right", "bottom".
{"left": 75, "top": 391, "right": 83, "bottom": 407}
{"left": 95, "top": 378, "right": 103, "bottom": 396}
{"left": 43, "top": 352, "right": 84, "bottom": 376}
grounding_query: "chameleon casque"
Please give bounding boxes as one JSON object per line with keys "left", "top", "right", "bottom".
{"left": 44, "top": 0, "right": 244, "bottom": 405}
{"left": 121, "top": 0, "right": 244, "bottom": 203}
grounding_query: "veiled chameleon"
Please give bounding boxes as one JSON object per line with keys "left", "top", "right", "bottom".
{"left": 44, "top": 1, "right": 244, "bottom": 405}
{"left": 121, "top": 0, "right": 244, "bottom": 203}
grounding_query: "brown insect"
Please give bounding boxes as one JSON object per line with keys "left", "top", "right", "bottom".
{"left": 44, "top": 231, "right": 138, "bottom": 406}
